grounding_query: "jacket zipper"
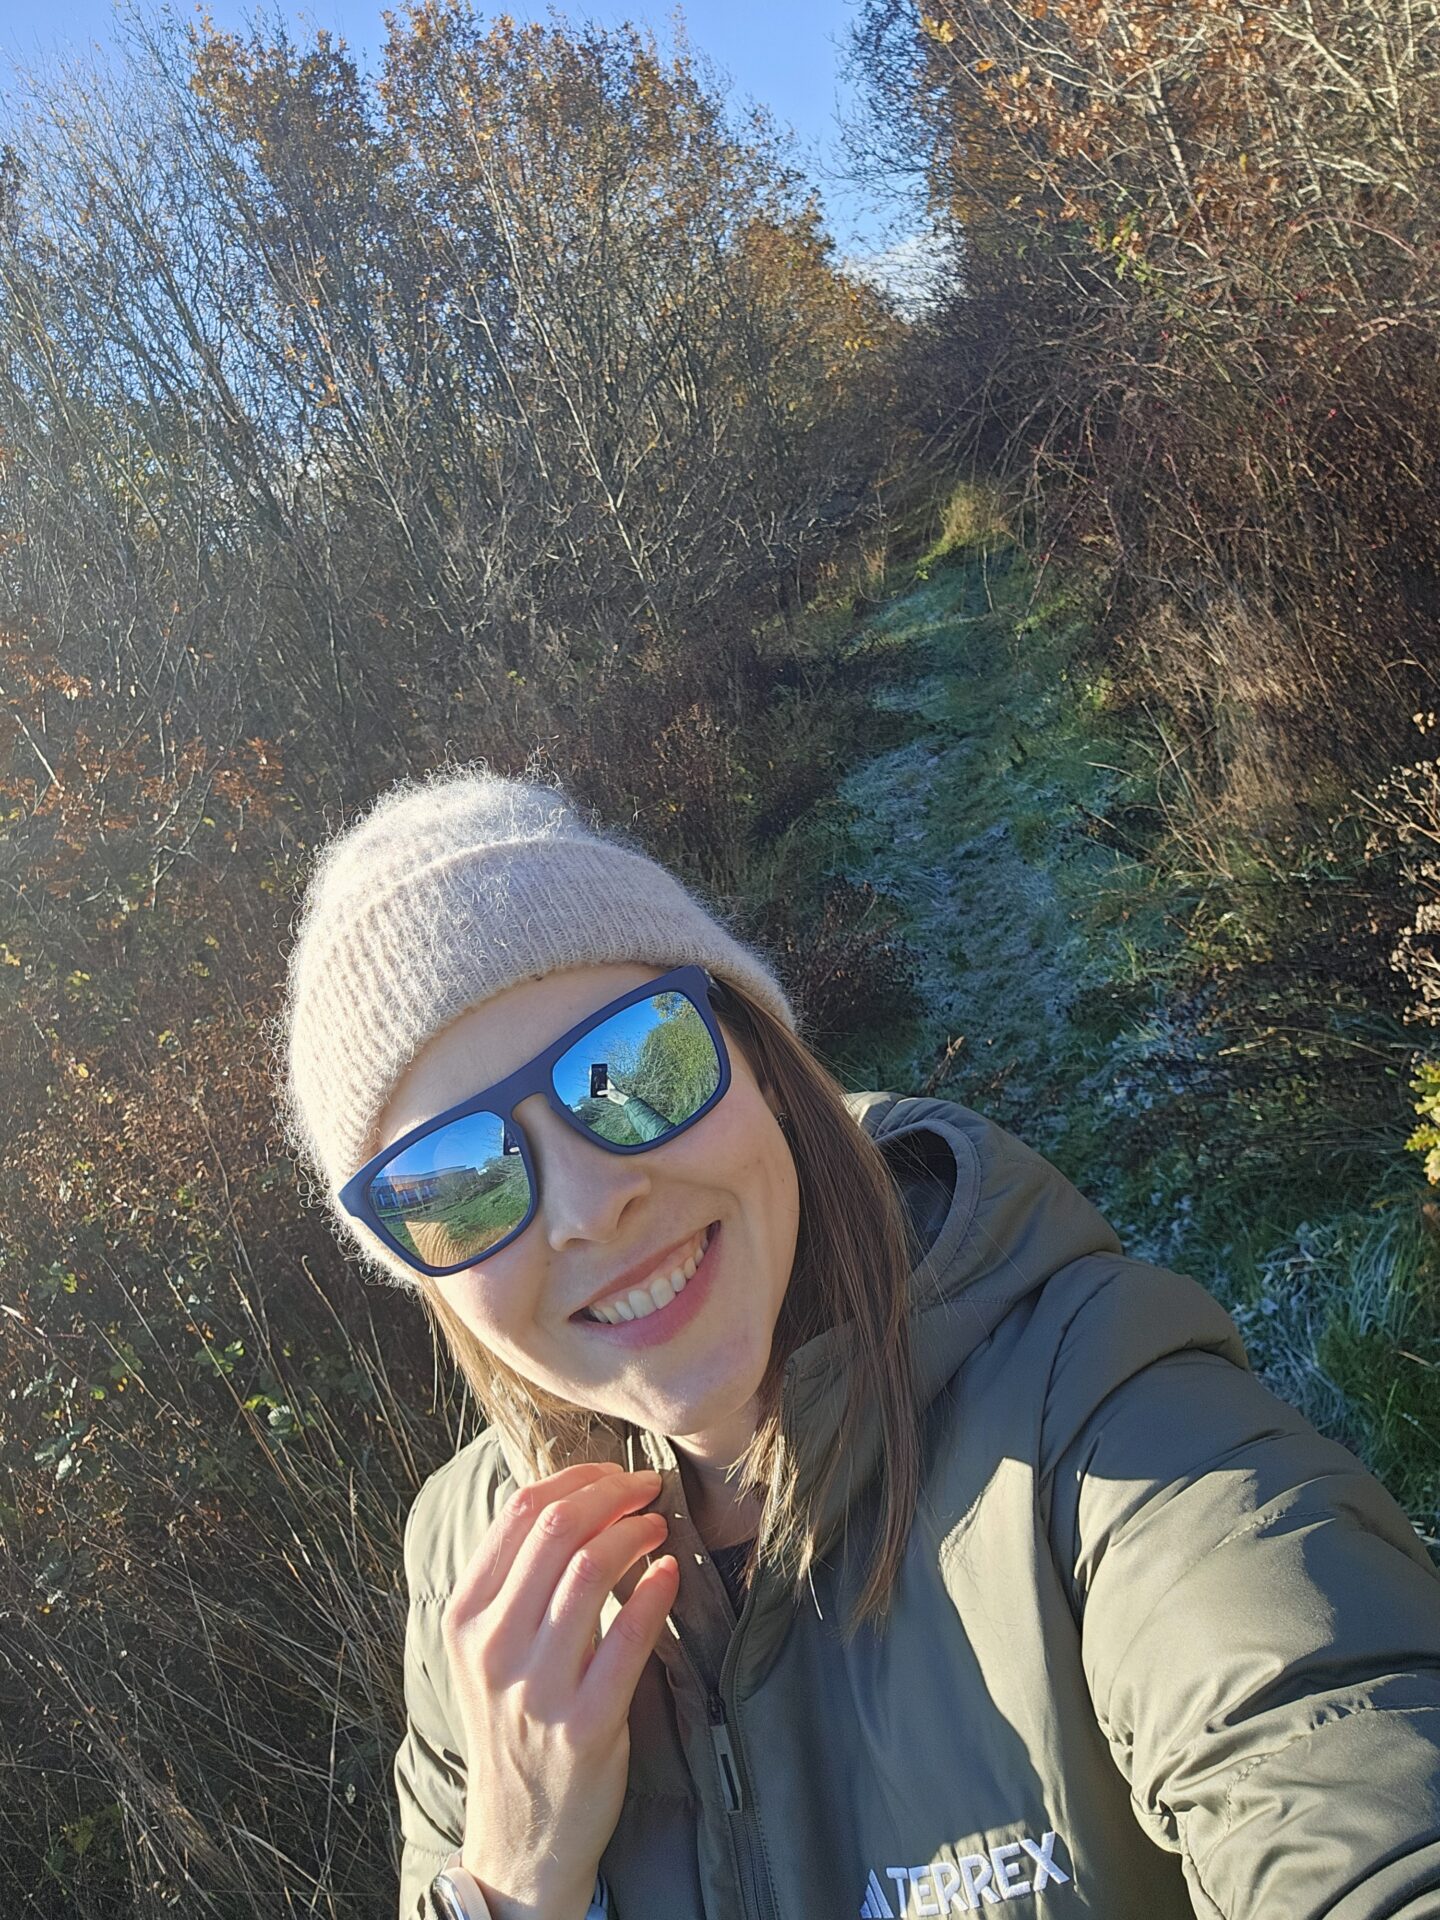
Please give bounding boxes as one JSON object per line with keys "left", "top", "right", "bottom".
{"left": 707, "top": 1687, "right": 778, "bottom": 1920}
{"left": 708, "top": 1693, "right": 743, "bottom": 1812}
{"left": 669, "top": 1594, "right": 780, "bottom": 1920}
{"left": 631, "top": 1423, "right": 782, "bottom": 1920}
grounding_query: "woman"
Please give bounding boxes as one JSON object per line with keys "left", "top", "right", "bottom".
{"left": 276, "top": 766, "right": 1440, "bottom": 1920}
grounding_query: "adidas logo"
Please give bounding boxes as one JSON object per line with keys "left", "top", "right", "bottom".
{"left": 859, "top": 1872, "right": 895, "bottom": 1919}
{"left": 858, "top": 1831, "right": 1069, "bottom": 1915}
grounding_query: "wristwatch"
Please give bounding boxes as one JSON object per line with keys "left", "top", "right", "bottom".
{"left": 427, "top": 1856, "right": 492, "bottom": 1920}
{"left": 427, "top": 1853, "right": 610, "bottom": 1920}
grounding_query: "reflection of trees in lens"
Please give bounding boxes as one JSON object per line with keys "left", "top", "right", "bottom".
{"left": 633, "top": 996, "right": 718, "bottom": 1119}
{"left": 573, "top": 997, "right": 716, "bottom": 1138}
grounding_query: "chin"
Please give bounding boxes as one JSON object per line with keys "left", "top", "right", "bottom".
{"left": 650, "top": 1349, "right": 769, "bottom": 1437}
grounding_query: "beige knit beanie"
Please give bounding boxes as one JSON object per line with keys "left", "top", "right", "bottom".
{"left": 274, "top": 762, "right": 797, "bottom": 1289}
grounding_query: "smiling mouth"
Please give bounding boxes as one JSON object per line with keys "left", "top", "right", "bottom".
{"left": 575, "top": 1221, "right": 718, "bottom": 1324}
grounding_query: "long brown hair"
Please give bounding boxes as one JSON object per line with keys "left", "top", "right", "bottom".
{"left": 414, "top": 973, "right": 923, "bottom": 1640}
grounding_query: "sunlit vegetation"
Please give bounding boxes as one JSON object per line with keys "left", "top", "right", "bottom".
{"left": 0, "top": 5, "right": 923, "bottom": 1906}
{"left": 2, "top": 0, "right": 1438, "bottom": 1910}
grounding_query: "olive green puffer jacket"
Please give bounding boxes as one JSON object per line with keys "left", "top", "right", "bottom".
{"left": 394, "top": 1094, "right": 1440, "bottom": 1919}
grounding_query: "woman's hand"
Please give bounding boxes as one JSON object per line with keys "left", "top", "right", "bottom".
{"left": 442, "top": 1460, "right": 680, "bottom": 1920}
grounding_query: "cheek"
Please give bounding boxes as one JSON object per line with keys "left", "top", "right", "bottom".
{"left": 715, "top": 1107, "right": 799, "bottom": 1238}
{"left": 436, "top": 1256, "right": 534, "bottom": 1349}
{"left": 444, "top": 1285, "right": 556, "bottom": 1391}
{"left": 758, "top": 1135, "right": 798, "bottom": 1216}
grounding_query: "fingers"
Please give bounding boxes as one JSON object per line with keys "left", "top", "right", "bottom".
{"left": 543, "top": 1506, "right": 672, "bottom": 1676}
{"left": 578, "top": 1552, "right": 681, "bottom": 1726}
{"left": 495, "top": 1467, "right": 666, "bottom": 1647}
{"left": 452, "top": 1461, "right": 624, "bottom": 1624}
{"left": 438, "top": 1460, "right": 675, "bottom": 1897}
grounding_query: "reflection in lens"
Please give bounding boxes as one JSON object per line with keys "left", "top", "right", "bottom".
{"left": 553, "top": 990, "right": 720, "bottom": 1147}
{"left": 370, "top": 1109, "right": 531, "bottom": 1267}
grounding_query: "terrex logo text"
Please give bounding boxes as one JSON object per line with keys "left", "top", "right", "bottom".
{"left": 858, "top": 1831, "right": 1070, "bottom": 1916}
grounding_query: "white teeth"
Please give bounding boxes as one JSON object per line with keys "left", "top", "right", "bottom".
{"left": 581, "top": 1225, "right": 713, "bottom": 1325}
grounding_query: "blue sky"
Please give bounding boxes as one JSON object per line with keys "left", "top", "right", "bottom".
{"left": 1, "top": 0, "right": 926, "bottom": 276}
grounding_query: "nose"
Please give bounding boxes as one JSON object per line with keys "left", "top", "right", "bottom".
{"left": 515, "top": 1094, "right": 652, "bottom": 1249}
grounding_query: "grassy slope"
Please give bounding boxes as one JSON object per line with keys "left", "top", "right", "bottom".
{"left": 786, "top": 513, "right": 1440, "bottom": 1551}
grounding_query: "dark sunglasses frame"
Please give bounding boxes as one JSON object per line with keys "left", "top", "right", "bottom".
{"left": 337, "top": 964, "right": 732, "bottom": 1279}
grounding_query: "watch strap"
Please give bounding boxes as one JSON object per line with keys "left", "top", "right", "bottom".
{"left": 427, "top": 1859, "right": 492, "bottom": 1920}
{"left": 429, "top": 1853, "right": 610, "bottom": 1920}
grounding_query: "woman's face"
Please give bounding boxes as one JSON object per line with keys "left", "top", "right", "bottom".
{"left": 367, "top": 962, "right": 801, "bottom": 1448}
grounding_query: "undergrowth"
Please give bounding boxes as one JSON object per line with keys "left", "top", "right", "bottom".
{"left": 785, "top": 481, "right": 1440, "bottom": 1552}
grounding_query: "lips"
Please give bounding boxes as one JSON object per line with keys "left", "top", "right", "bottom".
{"left": 573, "top": 1220, "right": 723, "bottom": 1347}
{"left": 569, "top": 1223, "right": 715, "bottom": 1320}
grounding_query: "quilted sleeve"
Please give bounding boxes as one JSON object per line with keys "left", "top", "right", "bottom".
{"left": 394, "top": 1473, "right": 467, "bottom": 1920}
{"left": 1044, "top": 1266, "right": 1440, "bottom": 1920}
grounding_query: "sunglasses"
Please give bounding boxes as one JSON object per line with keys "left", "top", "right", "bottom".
{"left": 337, "top": 964, "right": 732, "bottom": 1278}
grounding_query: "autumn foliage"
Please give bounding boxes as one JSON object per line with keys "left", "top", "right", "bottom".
{"left": 853, "top": 0, "right": 1440, "bottom": 806}
{"left": 0, "top": 6, "right": 919, "bottom": 1909}
{"left": 11, "top": 0, "right": 1437, "bottom": 1904}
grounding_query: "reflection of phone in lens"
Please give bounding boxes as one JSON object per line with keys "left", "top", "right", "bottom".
{"left": 590, "top": 1063, "right": 609, "bottom": 1097}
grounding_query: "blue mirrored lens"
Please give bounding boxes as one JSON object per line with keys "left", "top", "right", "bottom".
{"left": 552, "top": 989, "right": 720, "bottom": 1145}
{"left": 371, "top": 1109, "right": 530, "bottom": 1267}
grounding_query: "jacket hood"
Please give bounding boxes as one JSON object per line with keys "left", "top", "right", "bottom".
{"left": 779, "top": 1092, "right": 1123, "bottom": 1561}
{"left": 489, "top": 1092, "right": 1122, "bottom": 1561}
